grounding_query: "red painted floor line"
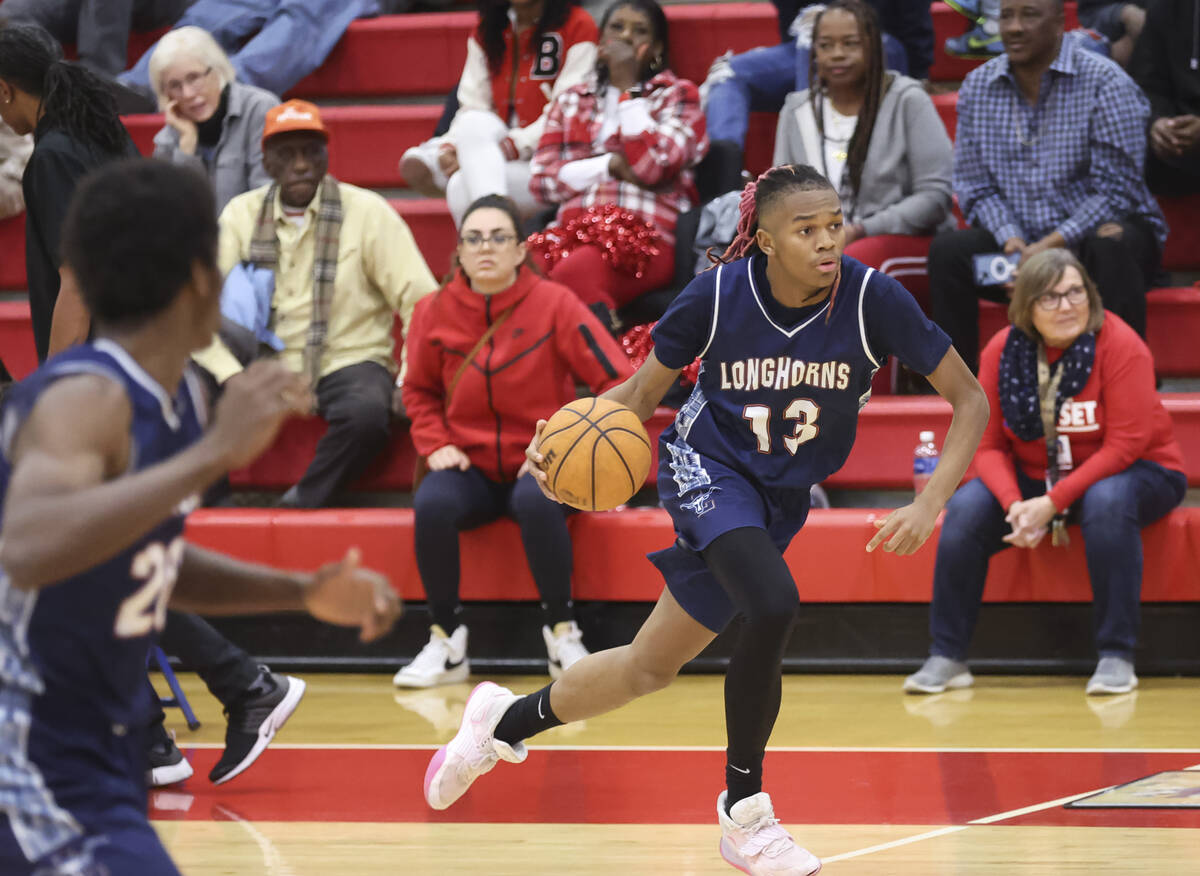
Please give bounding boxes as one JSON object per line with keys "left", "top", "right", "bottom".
{"left": 148, "top": 748, "right": 1200, "bottom": 829}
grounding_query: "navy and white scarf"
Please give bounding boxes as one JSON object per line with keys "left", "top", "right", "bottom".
{"left": 998, "top": 328, "right": 1095, "bottom": 441}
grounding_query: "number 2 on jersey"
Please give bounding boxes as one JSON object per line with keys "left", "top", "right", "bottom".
{"left": 742, "top": 399, "right": 821, "bottom": 454}
{"left": 115, "top": 538, "right": 185, "bottom": 638}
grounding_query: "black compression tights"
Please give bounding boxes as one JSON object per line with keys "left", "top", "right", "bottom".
{"left": 701, "top": 527, "right": 802, "bottom": 811}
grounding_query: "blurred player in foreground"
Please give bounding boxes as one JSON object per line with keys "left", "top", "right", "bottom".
{"left": 0, "top": 157, "right": 400, "bottom": 876}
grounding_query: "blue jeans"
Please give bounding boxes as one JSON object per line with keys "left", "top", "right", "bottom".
{"left": 929, "top": 461, "right": 1187, "bottom": 661}
{"left": 705, "top": 34, "right": 908, "bottom": 148}
{"left": 119, "top": 0, "right": 381, "bottom": 98}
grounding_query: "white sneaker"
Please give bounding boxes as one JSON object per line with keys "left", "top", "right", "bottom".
{"left": 423, "top": 681, "right": 527, "bottom": 810}
{"left": 718, "top": 791, "right": 821, "bottom": 875}
{"left": 1085, "top": 656, "right": 1139, "bottom": 695}
{"left": 543, "top": 621, "right": 589, "bottom": 680}
{"left": 393, "top": 625, "right": 470, "bottom": 688}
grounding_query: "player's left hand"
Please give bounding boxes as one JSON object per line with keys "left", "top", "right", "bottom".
{"left": 865, "top": 498, "right": 939, "bottom": 555}
{"left": 304, "top": 547, "right": 401, "bottom": 642}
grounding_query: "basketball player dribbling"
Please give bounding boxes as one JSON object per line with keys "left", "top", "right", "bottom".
{"left": 425, "top": 164, "right": 990, "bottom": 875}
{"left": 0, "top": 159, "right": 400, "bottom": 876}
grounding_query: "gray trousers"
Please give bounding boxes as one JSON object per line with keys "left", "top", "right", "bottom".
{"left": 0, "top": 0, "right": 192, "bottom": 77}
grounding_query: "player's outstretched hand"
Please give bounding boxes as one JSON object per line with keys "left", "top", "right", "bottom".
{"left": 866, "top": 498, "right": 939, "bottom": 555}
{"left": 524, "top": 419, "right": 563, "bottom": 503}
{"left": 305, "top": 548, "right": 401, "bottom": 642}
{"left": 208, "top": 361, "right": 312, "bottom": 471}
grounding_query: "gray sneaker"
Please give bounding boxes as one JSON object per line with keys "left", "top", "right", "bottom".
{"left": 1086, "top": 656, "right": 1138, "bottom": 695}
{"left": 903, "top": 656, "right": 974, "bottom": 694}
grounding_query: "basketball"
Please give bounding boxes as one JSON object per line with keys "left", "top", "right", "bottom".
{"left": 537, "top": 397, "right": 652, "bottom": 511}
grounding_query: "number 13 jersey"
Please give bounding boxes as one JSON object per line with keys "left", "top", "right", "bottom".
{"left": 652, "top": 254, "right": 951, "bottom": 491}
{"left": 0, "top": 339, "right": 206, "bottom": 740}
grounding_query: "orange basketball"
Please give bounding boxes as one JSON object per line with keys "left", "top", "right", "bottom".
{"left": 538, "top": 397, "right": 652, "bottom": 511}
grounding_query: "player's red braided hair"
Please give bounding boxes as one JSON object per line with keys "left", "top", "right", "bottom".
{"left": 705, "top": 163, "right": 843, "bottom": 317}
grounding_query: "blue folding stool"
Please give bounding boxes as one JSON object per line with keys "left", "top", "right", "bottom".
{"left": 150, "top": 646, "right": 201, "bottom": 731}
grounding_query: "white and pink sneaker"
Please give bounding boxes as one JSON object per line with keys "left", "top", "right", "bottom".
{"left": 423, "top": 681, "right": 527, "bottom": 810}
{"left": 718, "top": 791, "right": 821, "bottom": 875}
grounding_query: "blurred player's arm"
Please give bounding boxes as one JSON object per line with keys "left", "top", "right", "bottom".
{"left": 598, "top": 350, "right": 680, "bottom": 422}
{"left": 866, "top": 346, "right": 988, "bottom": 555}
{"left": 0, "top": 362, "right": 309, "bottom": 590}
{"left": 173, "top": 545, "right": 400, "bottom": 643}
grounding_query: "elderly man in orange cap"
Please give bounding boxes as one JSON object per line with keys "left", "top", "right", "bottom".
{"left": 194, "top": 99, "right": 438, "bottom": 507}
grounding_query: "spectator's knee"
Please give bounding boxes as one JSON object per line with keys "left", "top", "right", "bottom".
{"left": 335, "top": 397, "right": 391, "bottom": 450}
{"left": 449, "top": 109, "right": 507, "bottom": 143}
{"left": 1078, "top": 475, "right": 1136, "bottom": 533}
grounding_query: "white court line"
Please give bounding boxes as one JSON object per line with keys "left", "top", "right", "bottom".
{"left": 821, "top": 760, "right": 1200, "bottom": 865}
{"left": 171, "top": 742, "right": 1200, "bottom": 753}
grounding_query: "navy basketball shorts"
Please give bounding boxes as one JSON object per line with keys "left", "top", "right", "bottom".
{"left": 649, "top": 438, "right": 811, "bottom": 633}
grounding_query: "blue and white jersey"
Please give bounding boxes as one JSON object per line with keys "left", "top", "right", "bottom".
{"left": 0, "top": 340, "right": 205, "bottom": 854}
{"left": 652, "top": 254, "right": 950, "bottom": 492}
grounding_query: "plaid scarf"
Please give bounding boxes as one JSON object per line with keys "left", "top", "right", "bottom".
{"left": 249, "top": 175, "right": 343, "bottom": 386}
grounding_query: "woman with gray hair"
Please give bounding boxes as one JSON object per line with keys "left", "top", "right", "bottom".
{"left": 905, "top": 248, "right": 1186, "bottom": 698}
{"left": 149, "top": 26, "right": 278, "bottom": 212}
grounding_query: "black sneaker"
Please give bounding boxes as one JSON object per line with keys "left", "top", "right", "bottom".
{"left": 208, "top": 670, "right": 306, "bottom": 785}
{"left": 146, "top": 727, "right": 194, "bottom": 787}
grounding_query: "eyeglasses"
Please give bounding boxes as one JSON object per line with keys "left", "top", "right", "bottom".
{"left": 164, "top": 66, "right": 213, "bottom": 98}
{"left": 1034, "top": 286, "right": 1088, "bottom": 311}
{"left": 459, "top": 231, "right": 518, "bottom": 249}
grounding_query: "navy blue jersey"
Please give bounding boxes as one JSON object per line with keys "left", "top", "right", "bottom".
{"left": 652, "top": 254, "right": 950, "bottom": 491}
{"left": 0, "top": 340, "right": 205, "bottom": 833}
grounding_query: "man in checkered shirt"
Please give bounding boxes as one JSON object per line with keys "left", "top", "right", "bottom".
{"left": 927, "top": 0, "right": 1166, "bottom": 372}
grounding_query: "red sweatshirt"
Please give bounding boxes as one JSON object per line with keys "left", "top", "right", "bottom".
{"left": 975, "top": 312, "right": 1185, "bottom": 512}
{"left": 403, "top": 267, "right": 633, "bottom": 482}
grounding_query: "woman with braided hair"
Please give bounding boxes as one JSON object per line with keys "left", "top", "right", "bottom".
{"left": 423, "top": 164, "right": 989, "bottom": 875}
{"left": 0, "top": 20, "right": 138, "bottom": 362}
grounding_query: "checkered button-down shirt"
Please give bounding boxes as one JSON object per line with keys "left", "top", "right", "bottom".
{"left": 954, "top": 34, "right": 1167, "bottom": 249}
{"left": 530, "top": 70, "right": 708, "bottom": 244}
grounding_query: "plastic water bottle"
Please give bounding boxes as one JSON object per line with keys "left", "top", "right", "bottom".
{"left": 913, "top": 430, "right": 939, "bottom": 495}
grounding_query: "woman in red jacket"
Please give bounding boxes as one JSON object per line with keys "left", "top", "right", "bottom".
{"left": 395, "top": 195, "right": 633, "bottom": 688}
{"left": 906, "top": 249, "right": 1187, "bottom": 697}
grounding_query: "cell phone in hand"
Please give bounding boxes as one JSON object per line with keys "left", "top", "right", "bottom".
{"left": 972, "top": 252, "right": 1021, "bottom": 287}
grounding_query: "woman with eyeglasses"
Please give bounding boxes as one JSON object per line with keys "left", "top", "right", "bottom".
{"left": 0, "top": 21, "right": 137, "bottom": 363}
{"left": 906, "top": 248, "right": 1186, "bottom": 698}
{"left": 149, "top": 27, "right": 278, "bottom": 213}
{"left": 395, "top": 194, "right": 633, "bottom": 689}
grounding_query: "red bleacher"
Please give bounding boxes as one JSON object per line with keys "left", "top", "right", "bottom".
{"left": 183, "top": 505, "right": 1200, "bottom": 603}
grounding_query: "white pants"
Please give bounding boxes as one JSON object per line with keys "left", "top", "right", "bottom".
{"left": 402, "top": 110, "right": 539, "bottom": 227}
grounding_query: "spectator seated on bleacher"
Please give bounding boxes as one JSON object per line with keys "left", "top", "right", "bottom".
{"left": 773, "top": 1, "right": 953, "bottom": 271}
{"left": 905, "top": 250, "right": 1186, "bottom": 697}
{"left": 1129, "top": 0, "right": 1200, "bottom": 195}
{"left": 117, "top": 0, "right": 404, "bottom": 103}
{"left": 148, "top": 27, "right": 278, "bottom": 214}
{"left": 0, "top": 119, "right": 30, "bottom": 220}
{"left": 1076, "top": 0, "right": 1144, "bottom": 68}
{"left": 528, "top": 0, "right": 707, "bottom": 331}
{"left": 928, "top": 0, "right": 1166, "bottom": 373}
{"left": 193, "top": 100, "right": 439, "bottom": 508}
{"left": 700, "top": 0, "right": 930, "bottom": 191}
{"left": 395, "top": 194, "right": 632, "bottom": 688}
{"left": 400, "top": 0, "right": 597, "bottom": 228}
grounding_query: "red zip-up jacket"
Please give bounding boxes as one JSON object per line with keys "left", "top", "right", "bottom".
{"left": 975, "top": 312, "right": 1185, "bottom": 512}
{"left": 403, "top": 267, "right": 634, "bottom": 482}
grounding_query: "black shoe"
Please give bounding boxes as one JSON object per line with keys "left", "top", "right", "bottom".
{"left": 209, "top": 670, "right": 306, "bottom": 785}
{"left": 146, "top": 727, "right": 194, "bottom": 787}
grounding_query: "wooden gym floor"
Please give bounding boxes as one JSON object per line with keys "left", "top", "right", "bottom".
{"left": 151, "top": 672, "right": 1200, "bottom": 874}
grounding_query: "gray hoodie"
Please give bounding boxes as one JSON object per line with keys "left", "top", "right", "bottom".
{"left": 773, "top": 73, "right": 955, "bottom": 237}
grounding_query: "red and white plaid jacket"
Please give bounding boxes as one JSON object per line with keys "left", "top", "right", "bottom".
{"left": 529, "top": 70, "right": 708, "bottom": 243}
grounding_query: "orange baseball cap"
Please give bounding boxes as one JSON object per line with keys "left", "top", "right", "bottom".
{"left": 261, "top": 100, "right": 329, "bottom": 147}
